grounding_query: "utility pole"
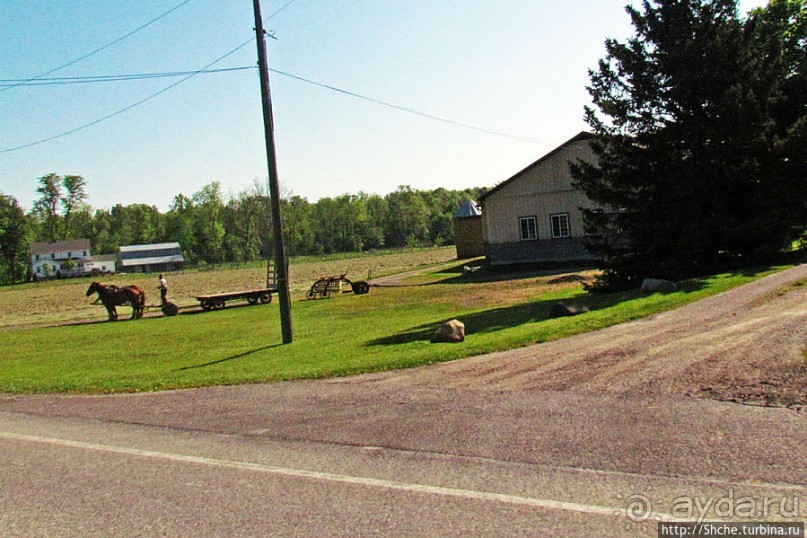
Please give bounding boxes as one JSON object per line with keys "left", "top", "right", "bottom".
{"left": 253, "top": 0, "right": 293, "bottom": 343}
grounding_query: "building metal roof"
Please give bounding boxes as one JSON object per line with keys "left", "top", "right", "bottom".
{"left": 453, "top": 200, "right": 482, "bottom": 218}
{"left": 119, "top": 242, "right": 184, "bottom": 267}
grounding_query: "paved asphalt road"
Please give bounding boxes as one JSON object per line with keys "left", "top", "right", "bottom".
{"left": 1, "top": 385, "right": 804, "bottom": 536}
{"left": 1, "top": 267, "right": 805, "bottom": 537}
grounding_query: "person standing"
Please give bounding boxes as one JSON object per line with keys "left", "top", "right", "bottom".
{"left": 158, "top": 274, "right": 168, "bottom": 306}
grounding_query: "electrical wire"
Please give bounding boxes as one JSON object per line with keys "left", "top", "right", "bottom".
{"left": 0, "top": 66, "right": 256, "bottom": 87}
{"left": 0, "top": 0, "right": 544, "bottom": 152}
{"left": 0, "top": 57, "right": 547, "bottom": 152}
{"left": 267, "top": 0, "right": 299, "bottom": 19}
{"left": 0, "top": 38, "right": 255, "bottom": 154}
{"left": 0, "top": 0, "right": 193, "bottom": 94}
{"left": 268, "top": 69, "right": 550, "bottom": 145}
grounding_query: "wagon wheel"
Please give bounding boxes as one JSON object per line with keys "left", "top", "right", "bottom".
{"left": 201, "top": 300, "right": 213, "bottom": 311}
{"left": 321, "top": 290, "right": 330, "bottom": 299}
{"left": 259, "top": 292, "right": 272, "bottom": 304}
{"left": 306, "top": 289, "right": 316, "bottom": 300}
{"left": 351, "top": 281, "right": 370, "bottom": 295}
{"left": 247, "top": 296, "right": 259, "bottom": 305}
{"left": 161, "top": 302, "right": 179, "bottom": 317}
{"left": 213, "top": 300, "right": 226, "bottom": 310}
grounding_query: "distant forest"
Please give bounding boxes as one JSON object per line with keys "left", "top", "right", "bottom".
{"left": 0, "top": 175, "right": 487, "bottom": 283}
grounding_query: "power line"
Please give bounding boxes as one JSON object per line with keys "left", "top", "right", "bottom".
{"left": 0, "top": 0, "right": 543, "bottom": 153}
{"left": 0, "top": 58, "right": 548, "bottom": 153}
{"left": 0, "top": 66, "right": 256, "bottom": 87}
{"left": 267, "top": 0, "right": 299, "bottom": 19}
{"left": 0, "top": 0, "right": 193, "bottom": 94}
{"left": 0, "top": 38, "right": 255, "bottom": 154}
{"left": 0, "top": 0, "right": 301, "bottom": 152}
{"left": 268, "top": 69, "right": 550, "bottom": 145}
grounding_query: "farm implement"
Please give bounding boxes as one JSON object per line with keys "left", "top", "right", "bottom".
{"left": 306, "top": 274, "right": 370, "bottom": 300}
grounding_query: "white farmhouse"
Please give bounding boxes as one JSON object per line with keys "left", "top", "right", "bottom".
{"left": 28, "top": 239, "right": 115, "bottom": 279}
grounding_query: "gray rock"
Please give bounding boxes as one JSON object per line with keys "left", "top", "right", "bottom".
{"left": 640, "top": 278, "right": 677, "bottom": 293}
{"left": 549, "top": 303, "right": 590, "bottom": 318}
{"left": 431, "top": 319, "right": 466, "bottom": 343}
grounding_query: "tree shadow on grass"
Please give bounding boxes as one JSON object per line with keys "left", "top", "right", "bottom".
{"left": 367, "top": 276, "right": 712, "bottom": 347}
{"left": 365, "top": 295, "right": 604, "bottom": 346}
{"left": 174, "top": 344, "right": 284, "bottom": 371}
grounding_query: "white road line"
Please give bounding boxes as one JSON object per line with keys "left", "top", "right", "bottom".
{"left": 0, "top": 430, "right": 642, "bottom": 519}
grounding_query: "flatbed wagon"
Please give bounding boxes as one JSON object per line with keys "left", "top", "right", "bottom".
{"left": 195, "top": 261, "right": 278, "bottom": 312}
{"left": 195, "top": 288, "right": 274, "bottom": 310}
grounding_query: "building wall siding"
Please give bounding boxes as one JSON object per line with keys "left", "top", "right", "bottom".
{"left": 481, "top": 136, "right": 602, "bottom": 265}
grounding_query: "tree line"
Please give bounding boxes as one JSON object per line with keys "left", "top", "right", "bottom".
{"left": 0, "top": 177, "right": 486, "bottom": 284}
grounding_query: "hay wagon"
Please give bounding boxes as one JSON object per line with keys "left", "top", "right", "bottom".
{"left": 195, "top": 261, "right": 279, "bottom": 311}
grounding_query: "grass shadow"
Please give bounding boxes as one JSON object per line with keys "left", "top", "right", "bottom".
{"left": 175, "top": 344, "right": 284, "bottom": 371}
{"left": 366, "top": 293, "right": 612, "bottom": 346}
{"left": 44, "top": 318, "right": 112, "bottom": 329}
{"left": 367, "top": 272, "right": 716, "bottom": 347}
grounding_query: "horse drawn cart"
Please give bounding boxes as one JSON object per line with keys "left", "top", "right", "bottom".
{"left": 306, "top": 274, "right": 370, "bottom": 300}
{"left": 195, "top": 261, "right": 278, "bottom": 311}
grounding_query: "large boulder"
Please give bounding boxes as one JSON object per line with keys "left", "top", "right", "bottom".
{"left": 549, "top": 303, "right": 590, "bottom": 318}
{"left": 640, "top": 278, "right": 677, "bottom": 293}
{"left": 431, "top": 319, "right": 466, "bottom": 343}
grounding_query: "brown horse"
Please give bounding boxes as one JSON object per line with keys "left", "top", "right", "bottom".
{"left": 126, "top": 284, "right": 147, "bottom": 318}
{"left": 86, "top": 282, "right": 145, "bottom": 321}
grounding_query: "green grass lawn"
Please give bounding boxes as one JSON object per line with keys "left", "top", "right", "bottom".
{"left": 0, "top": 262, "right": 788, "bottom": 394}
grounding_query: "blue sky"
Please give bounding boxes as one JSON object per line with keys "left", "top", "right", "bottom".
{"left": 0, "top": 0, "right": 768, "bottom": 212}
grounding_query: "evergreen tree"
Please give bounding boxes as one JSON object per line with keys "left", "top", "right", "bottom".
{"left": 572, "top": 0, "right": 806, "bottom": 286}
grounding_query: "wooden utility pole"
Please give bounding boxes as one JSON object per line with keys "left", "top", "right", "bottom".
{"left": 253, "top": 0, "right": 293, "bottom": 343}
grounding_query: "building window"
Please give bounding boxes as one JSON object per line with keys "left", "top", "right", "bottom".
{"left": 35, "top": 254, "right": 40, "bottom": 261}
{"left": 550, "top": 213, "right": 570, "bottom": 238}
{"left": 519, "top": 216, "right": 538, "bottom": 241}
